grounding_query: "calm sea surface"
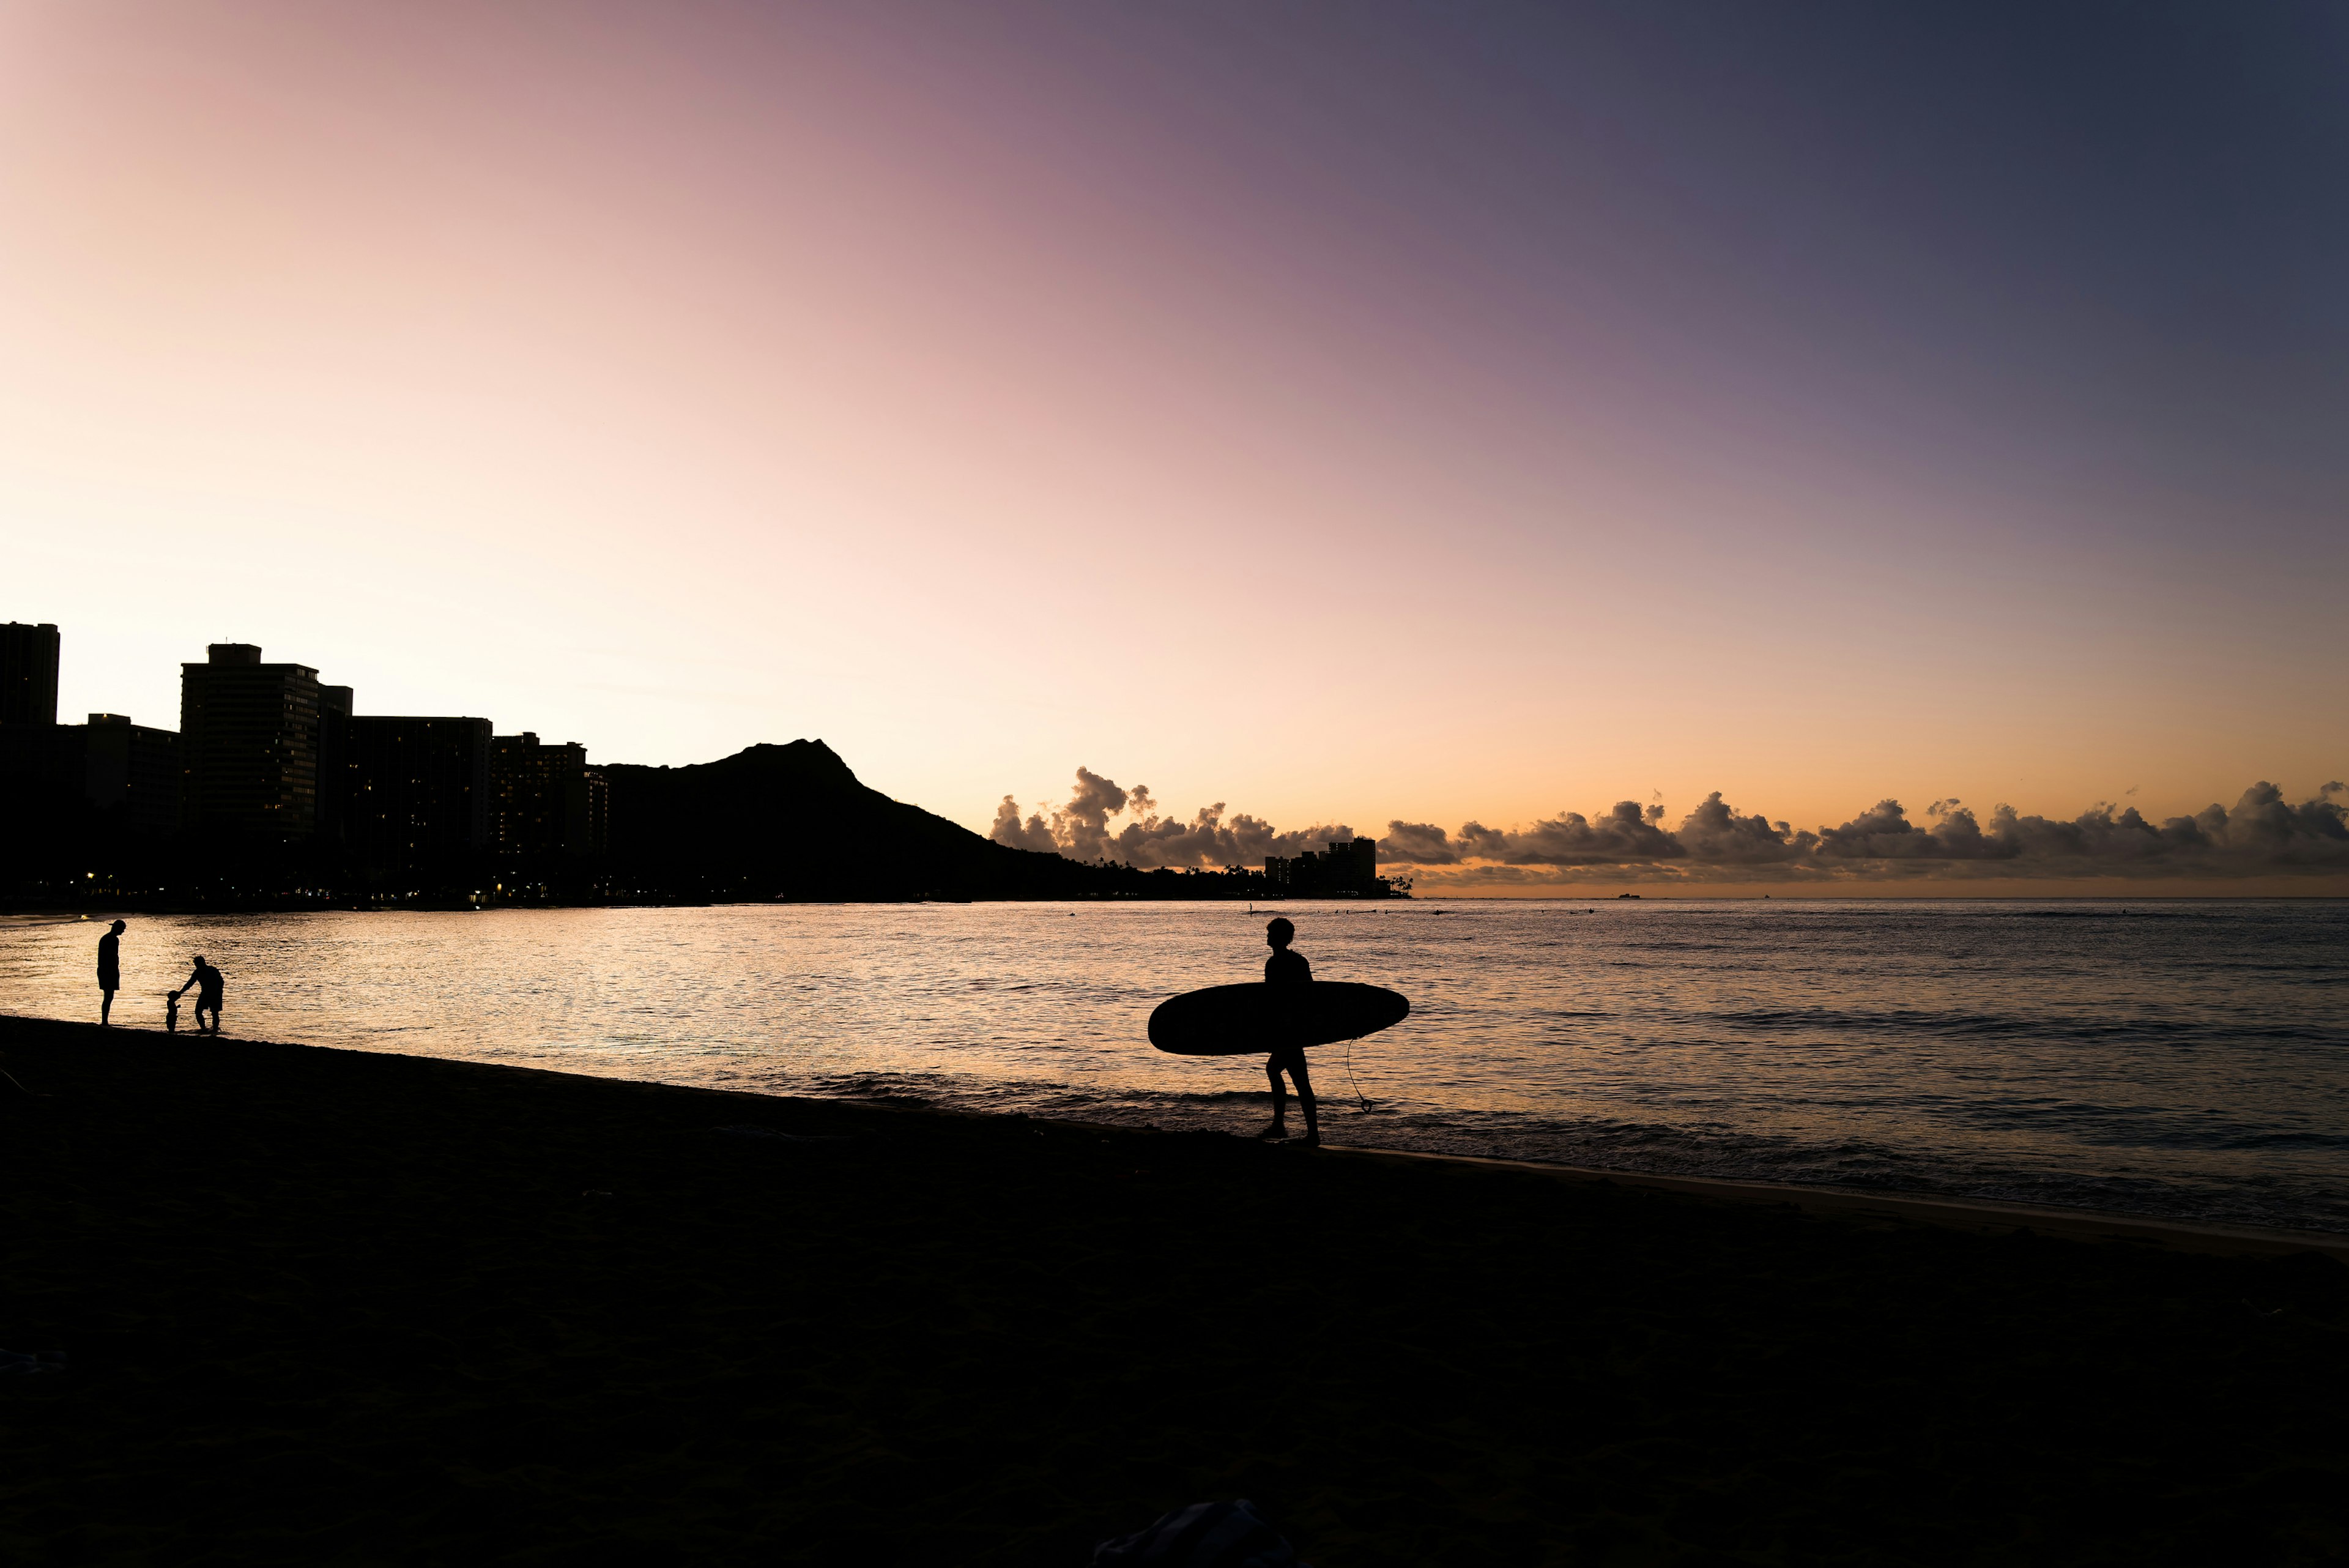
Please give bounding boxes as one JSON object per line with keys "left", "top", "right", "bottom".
{"left": 4, "top": 900, "right": 2345, "bottom": 1232}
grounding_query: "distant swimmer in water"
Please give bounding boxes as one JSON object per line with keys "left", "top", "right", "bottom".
{"left": 1258, "top": 916, "right": 1320, "bottom": 1148}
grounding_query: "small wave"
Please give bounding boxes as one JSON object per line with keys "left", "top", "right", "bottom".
{"left": 1703, "top": 1006, "right": 2345, "bottom": 1048}
{"left": 2002, "top": 910, "right": 2195, "bottom": 920}
{"left": 732, "top": 1068, "right": 2349, "bottom": 1233}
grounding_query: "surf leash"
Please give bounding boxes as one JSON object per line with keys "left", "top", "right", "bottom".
{"left": 1344, "top": 1035, "right": 1375, "bottom": 1114}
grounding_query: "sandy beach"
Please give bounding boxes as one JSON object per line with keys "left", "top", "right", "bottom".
{"left": 4, "top": 1014, "right": 2345, "bottom": 1566}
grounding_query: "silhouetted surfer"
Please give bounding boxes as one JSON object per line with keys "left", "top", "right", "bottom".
{"left": 1260, "top": 917, "right": 1320, "bottom": 1148}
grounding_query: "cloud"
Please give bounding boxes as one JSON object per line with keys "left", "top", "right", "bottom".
{"left": 987, "top": 795, "right": 1060, "bottom": 855}
{"left": 1813, "top": 797, "right": 2009, "bottom": 860}
{"left": 1443, "top": 801, "right": 1684, "bottom": 866}
{"left": 993, "top": 770, "right": 2349, "bottom": 882}
{"left": 1381, "top": 821, "right": 1461, "bottom": 864}
{"left": 1673, "top": 792, "right": 1813, "bottom": 863}
{"left": 1403, "top": 782, "right": 2349, "bottom": 883}
{"left": 991, "top": 767, "right": 1351, "bottom": 869}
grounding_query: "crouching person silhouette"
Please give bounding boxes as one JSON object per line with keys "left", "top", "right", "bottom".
{"left": 177, "top": 955, "right": 225, "bottom": 1036}
{"left": 1258, "top": 917, "right": 1319, "bottom": 1148}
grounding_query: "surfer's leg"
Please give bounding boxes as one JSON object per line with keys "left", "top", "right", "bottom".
{"left": 1290, "top": 1056, "right": 1319, "bottom": 1146}
{"left": 1258, "top": 1057, "right": 1290, "bottom": 1137}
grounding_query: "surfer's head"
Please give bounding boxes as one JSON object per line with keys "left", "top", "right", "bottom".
{"left": 109, "top": 920, "right": 125, "bottom": 934}
{"left": 1265, "top": 916, "right": 1295, "bottom": 950}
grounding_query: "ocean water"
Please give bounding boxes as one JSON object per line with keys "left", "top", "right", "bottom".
{"left": 4, "top": 899, "right": 2345, "bottom": 1233}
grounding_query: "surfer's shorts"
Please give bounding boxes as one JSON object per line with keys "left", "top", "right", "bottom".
{"left": 98, "top": 974, "right": 119, "bottom": 990}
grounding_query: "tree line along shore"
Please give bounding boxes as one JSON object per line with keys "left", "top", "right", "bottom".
{"left": 2, "top": 1013, "right": 2343, "bottom": 1564}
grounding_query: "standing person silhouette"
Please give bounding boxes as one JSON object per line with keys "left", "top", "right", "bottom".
{"left": 1260, "top": 917, "right": 1320, "bottom": 1148}
{"left": 97, "top": 920, "right": 125, "bottom": 1025}
{"left": 174, "top": 955, "right": 225, "bottom": 1036}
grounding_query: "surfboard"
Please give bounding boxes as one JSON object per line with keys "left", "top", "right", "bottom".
{"left": 1148, "top": 981, "right": 1411, "bottom": 1057}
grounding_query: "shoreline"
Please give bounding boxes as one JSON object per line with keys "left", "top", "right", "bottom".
{"left": 5, "top": 1011, "right": 2346, "bottom": 1562}
{"left": 7, "top": 891, "right": 2349, "bottom": 921}
{"left": 1336, "top": 1145, "right": 2349, "bottom": 1263}
{"left": 10, "top": 1009, "right": 2342, "bottom": 1263}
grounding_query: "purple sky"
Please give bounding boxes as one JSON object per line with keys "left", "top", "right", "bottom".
{"left": 4, "top": 2, "right": 2343, "bottom": 885}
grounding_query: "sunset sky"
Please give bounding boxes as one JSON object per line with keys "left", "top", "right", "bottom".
{"left": 4, "top": 2, "right": 2343, "bottom": 876}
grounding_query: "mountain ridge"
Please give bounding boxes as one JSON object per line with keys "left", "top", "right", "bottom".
{"left": 602, "top": 739, "right": 1104, "bottom": 901}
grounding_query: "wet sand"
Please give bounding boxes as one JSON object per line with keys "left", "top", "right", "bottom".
{"left": 4, "top": 1014, "right": 2345, "bottom": 1566}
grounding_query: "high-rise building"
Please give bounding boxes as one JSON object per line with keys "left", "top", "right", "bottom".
{"left": 0, "top": 622, "right": 62, "bottom": 839}
{"left": 0, "top": 628, "right": 178, "bottom": 843}
{"left": 0, "top": 720, "right": 68, "bottom": 814}
{"left": 488, "top": 732, "right": 609, "bottom": 861}
{"left": 314, "top": 683, "right": 355, "bottom": 841}
{"left": 76, "top": 715, "right": 181, "bottom": 837}
{"left": 328, "top": 715, "right": 492, "bottom": 872}
{"left": 1263, "top": 837, "right": 1382, "bottom": 895}
{"left": 1, "top": 622, "right": 60, "bottom": 727}
{"left": 179, "top": 644, "right": 338, "bottom": 841}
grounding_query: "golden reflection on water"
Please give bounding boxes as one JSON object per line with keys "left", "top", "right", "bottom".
{"left": 3, "top": 901, "right": 2344, "bottom": 1229}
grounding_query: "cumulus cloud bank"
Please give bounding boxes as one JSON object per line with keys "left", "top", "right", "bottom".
{"left": 1393, "top": 781, "right": 2349, "bottom": 884}
{"left": 990, "top": 767, "right": 1354, "bottom": 869}
{"left": 994, "top": 770, "right": 2349, "bottom": 882}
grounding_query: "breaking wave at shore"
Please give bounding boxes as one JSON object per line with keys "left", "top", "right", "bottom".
{"left": 754, "top": 1069, "right": 2349, "bottom": 1234}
